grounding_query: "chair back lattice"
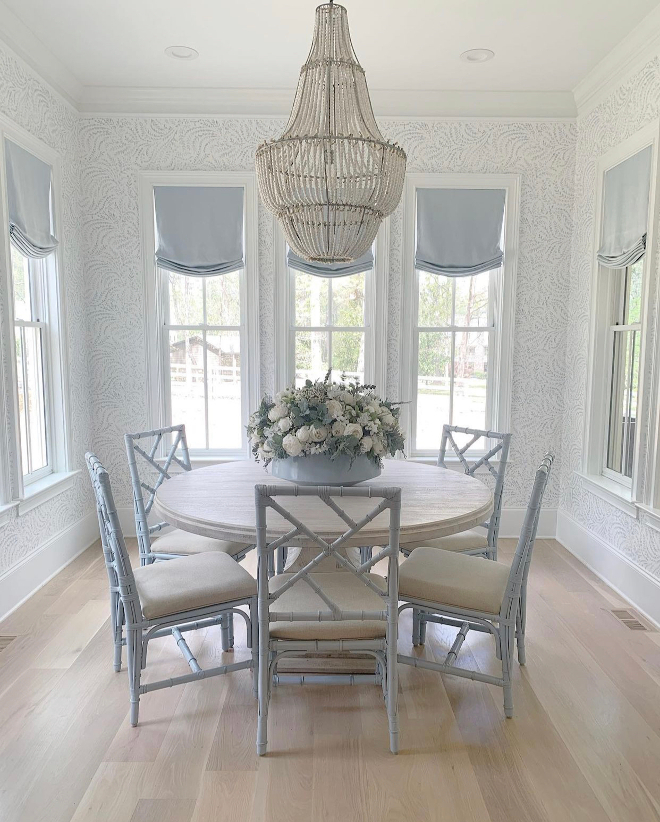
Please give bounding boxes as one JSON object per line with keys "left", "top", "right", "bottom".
{"left": 85, "top": 452, "right": 143, "bottom": 626}
{"left": 438, "top": 424, "right": 511, "bottom": 547}
{"left": 254, "top": 485, "right": 401, "bottom": 627}
{"left": 124, "top": 425, "right": 192, "bottom": 559}
{"left": 500, "top": 453, "right": 553, "bottom": 621}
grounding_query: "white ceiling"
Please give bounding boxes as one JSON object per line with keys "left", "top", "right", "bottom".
{"left": 2, "top": 0, "right": 659, "bottom": 94}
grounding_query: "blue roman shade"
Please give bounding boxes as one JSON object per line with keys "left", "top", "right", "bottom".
{"left": 154, "top": 186, "right": 244, "bottom": 276}
{"left": 287, "top": 247, "right": 373, "bottom": 278}
{"left": 597, "top": 145, "right": 652, "bottom": 269}
{"left": 5, "top": 139, "right": 58, "bottom": 259}
{"left": 415, "top": 188, "right": 506, "bottom": 277}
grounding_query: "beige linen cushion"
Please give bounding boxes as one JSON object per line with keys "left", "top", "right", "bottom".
{"left": 134, "top": 552, "right": 256, "bottom": 620}
{"left": 404, "top": 528, "right": 489, "bottom": 554}
{"left": 268, "top": 572, "right": 387, "bottom": 640}
{"left": 399, "top": 547, "right": 510, "bottom": 615}
{"left": 152, "top": 528, "right": 247, "bottom": 557}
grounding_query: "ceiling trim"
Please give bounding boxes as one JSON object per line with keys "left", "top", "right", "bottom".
{"left": 573, "top": 4, "right": 660, "bottom": 117}
{"left": 0, "top": 1, "right": 82, "bottom": 107}
{"left": 77, "top": 86, "right": 576, "bottom": 119}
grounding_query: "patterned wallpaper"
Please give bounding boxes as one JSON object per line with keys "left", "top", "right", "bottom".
{"left": 0, "top": 46, "right": 93, "bottom": 575}
{"left": 560, "top": 57, "right": 660, "bottom": 579}
{"left": 79, "top": 115, "right": 576, "bottom": 511}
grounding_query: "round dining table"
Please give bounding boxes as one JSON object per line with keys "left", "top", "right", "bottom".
{"left": 153, "top": 459, "right": 493, "bottom": 550}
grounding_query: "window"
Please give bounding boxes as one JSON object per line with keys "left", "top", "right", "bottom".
{"left": 11, "top": 250, "right": 50, "bottom": 482}
{"left": 0, "top": 130, "right": 72, "bottom": 519}
{"left": 604, "top": 261, "right": 642, "bottom": 484}
{"left": 276, "top": 226, "right": 389, "bottom": 393}
{"left": 141, "top": 172, "right": 260, "bottom": 459}
{"left": 400, "top": 174, "right": 519, "bottom": 458}
{"left": 164, "top": 269, "right": 242, "bottom": 451}
{"left": 415, "top": 268, "right": 494, "bottom": 451}
{"left": 291, "top": 268, "right": 370, "bottom": 386}
{"left": 584, "top": 123, "right": 660, "bottom": 512}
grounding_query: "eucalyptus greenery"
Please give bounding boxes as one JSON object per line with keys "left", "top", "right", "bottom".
{"left": 247, "top": 374, "right": 405, "bottom": 467}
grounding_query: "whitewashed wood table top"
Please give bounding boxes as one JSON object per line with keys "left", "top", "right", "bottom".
{"left": 154, "top": 460, "right": 493, "bottom": 548}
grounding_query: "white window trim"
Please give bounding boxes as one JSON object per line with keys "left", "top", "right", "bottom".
{"left": 583, "top": 120, "right": 660, "bottom": 518}
{"left": 399, "top": 172, "right": 520, "bottom": 459}
{"left": 140, "top": 171, "right": 260, "bottom": 460}
{"left": 0, "top": 114, "right": 73, "bottom": 517}
{"left": 274, "top": 219, "right": 390, "bottom": 394}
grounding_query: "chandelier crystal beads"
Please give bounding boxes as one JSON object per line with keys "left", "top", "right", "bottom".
{"left": 255, "top": 1, "right": 406, "bottom": 263}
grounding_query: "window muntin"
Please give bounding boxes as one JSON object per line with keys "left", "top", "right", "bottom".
{"left": 11, "top": 249, "right": 51, "bottom": 482}
{"left": 414, "top": 268, "right": 495, "bottom": 453}
{"left": 604, "top": 260, "right": 643, "bottom": 484}
{"left": 163, "top": 269, "right": 243, "bottom": 452}
{"left": 291, "top": 269, "right": 369, "bottom": 386}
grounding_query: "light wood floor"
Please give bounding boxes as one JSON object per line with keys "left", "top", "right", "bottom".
{"left": 1, "top": 537, "right": 660, "bottom": 822}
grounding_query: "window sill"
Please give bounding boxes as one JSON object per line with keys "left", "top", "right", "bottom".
{"left": 18, "top": 469, "right": 80, "bottom": 516}
{"left": 637, "top": 504, "right": 660, "bottom": 533}
{"left": 578, "top": 472, "right": 638, "bottom": 518}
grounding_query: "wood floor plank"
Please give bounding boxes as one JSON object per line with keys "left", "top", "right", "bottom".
{"left": 191, "top": 772, "right": 257, "bottom": 822}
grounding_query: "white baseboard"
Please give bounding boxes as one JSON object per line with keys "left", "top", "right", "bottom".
{"left": 117, "top": 506, "right": 558, "bottom": 541}
{"left": 500, "top": 506, "right": 556, "bottom": 539}
{"left": 0, "top": 510, "right": 99, "bottom": 622}
{"left": 556, "top": 510, "right": 660, "bottom": 628}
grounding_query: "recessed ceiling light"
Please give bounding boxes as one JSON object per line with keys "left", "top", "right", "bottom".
{"left": 165, "top": 46, "right": 199, "bottom": 60}
{"left": 460, "top": 48, "right": 495, "bottom": 64}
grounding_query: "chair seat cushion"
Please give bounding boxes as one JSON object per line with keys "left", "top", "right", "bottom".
{"left": 152, "top": 528, "right": 247, "bottom": 558}
{"left": 405, "top": 528, "right": 489, "bottom": 553}
{"left": 134, "top": 552, "right": 256, "bottom": 620}
{"left": 269, "top": 572, "right": 387, "bottom": 640}
{"left": 399, "top": 547, "right": 510, "bottom": 615}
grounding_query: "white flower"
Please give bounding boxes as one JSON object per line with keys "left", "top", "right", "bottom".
{"left": 268, "top": 404, "right": 288, "bottom": 422}
{"left": 310, "top": 425, "right": 328, "bottom": 442}
{"left": 372, "top": 437, "right": 385, "bottom": 455}
{"left": 282, "top": 434, "right": 303, "bottom": 457}
{"left": 250, "top": 434, "right": 261, "bottom": 447}
{"left": 331, "top": 420, "right": 346, "bottom": 436}
{"left": 360, "top": 436, "right": 373, "bottom": 453}
{"left": 367, "top": 402, "right": 380, "bottom": 415}
{"left": 296, "top": 425, "right": 311, "bottom": 443}
{"left": 381, "top": 413, "right": 395, "bottom": 427}
{"left": 340, "top": 391, "right": 356, "bottom": 406}
{"left": 344, "top": 423, "right": 363, "bottom": 439}
{"left": 278, "top": 417, "right": 292, "bottom": 432}
{"left": 327, "top": 386, "right": 341, "bottom": 399}
{"left": 358, "top": 413, "right": 370, "bottom": 426}
{"left": 326, "top": 399, "right": 343, "bottom": 419}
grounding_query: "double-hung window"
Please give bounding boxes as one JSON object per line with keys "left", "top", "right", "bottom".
{"left": 0, "top": 131, "right": 71, "bottom": 518}
{"left": 142, "top": 173, "right": 260, "bottom": 458}
{"left": 401, "top": 174, "right": 519, "bottom": 457}
{"left": 276, "top": 227, "right": 389, "bottom": 392}
{"left": 585, "top": 127, "right": 660, "bottom": 509}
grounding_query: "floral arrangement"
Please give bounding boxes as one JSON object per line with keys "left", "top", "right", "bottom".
{"left": 247, "top": 374, "right": 405, "bottom": 467}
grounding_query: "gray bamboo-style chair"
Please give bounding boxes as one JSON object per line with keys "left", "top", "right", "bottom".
{"left": 398, "top": 453, "right": 553, "bottom": 717}
{"left": 86, "top": 451, "right": 258, "bottom": 726}
{"left": 404, "top": 424, "right": 512, "bottom": 561}
{"left": 125, "top": 424, "right": 255, "bottom": 650}
{"left": 254, "top": 483, "right": 402, "bottom": 755}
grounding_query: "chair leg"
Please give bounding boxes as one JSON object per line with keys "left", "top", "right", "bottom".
{"left": 387, "top": 610, "right": 399, "bottom": 754}
{"left": 251, "top": 597, "right": 259, "bottom": 699}
{"left": 412, "top": 608, "right": 421, "bottom": 646}
{"left": 418, "top": 612, "right": 427, "bottom": 645}
{"left": 360, "top": 545, "right": 372, "bottom": 564}
{"left": 501, "top": 626, "right": 514, "bottom": 718}
{"left": 220, "top": 612, "right": 234, "bottom": 651}
{"left": 127, "top": 627, "right": 142, "bottom": 726}
{"left": 516, "top": 588, "right": 527, "bottom": 665}
{"left": 112, "top": 594, "right": 123, "bottom": 672}
{"left": 257, "top": 613, "right": 270, "bottom": 755}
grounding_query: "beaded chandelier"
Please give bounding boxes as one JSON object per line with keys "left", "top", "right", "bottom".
{"left": 255, "top": 1, "right": 406, "bottom": 263}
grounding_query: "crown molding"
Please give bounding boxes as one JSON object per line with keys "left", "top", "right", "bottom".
{"left": 0, "top": 1, "right": 82, "bottom": 108}
{"left": 77, "top": 86, "right": 576, "bottom": 119}
{"left": 573, "top": 4, "right": 660, "bottom": 117}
